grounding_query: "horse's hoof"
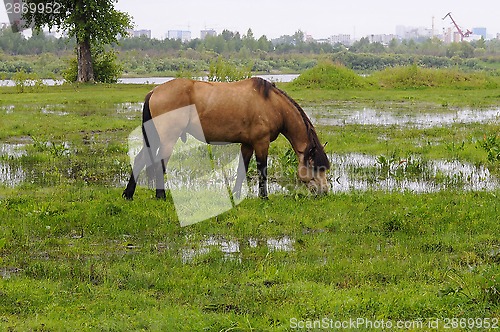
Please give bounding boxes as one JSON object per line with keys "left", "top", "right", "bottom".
{"left": 122, "top": 191, "right": 134, "bottom": 200}
{"left": 155, "top": 190, "right": 166, "bottom": 200}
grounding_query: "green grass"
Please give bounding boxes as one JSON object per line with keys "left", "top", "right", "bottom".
{"left": 0, "top": 188, "right": 499, "bottom": 330}
{"left": 371, "top": 65, "right": 498, "bottom": 89}
{"left": 1, "top": 81, "right": 499, "bottom": 330}
{"left": 289, "top": 62, "right": 499, "bottom": 91}
{"left": 286, "top": 63, "right": 500, "bottom": 109}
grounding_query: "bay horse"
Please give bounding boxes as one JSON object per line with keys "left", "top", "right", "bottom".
{"left": 122, "top": 77, "right": 330, "bottom": 200}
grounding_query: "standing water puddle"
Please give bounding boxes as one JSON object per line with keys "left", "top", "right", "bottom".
{"left": 116, "top": 102, "right": 143, "bottom": 120}
{"left": 41, "top": 105, "right": 69, "bottom": 116}
{"left": 0, "top": 143, "right": 27, "bottom": 158}
{"left": 0, "top": 143, "right": 28, "bottom": 187}
{"left": 1, "top": 142, "right": 498, "bottom": 193}
{"left": 329, "top": 153, "right": 498, "bottom": 193}
{"left": 1, "top": 105, "right": 15, "bottom": 114}
{"left": 306, "top": 105, "right": 500, "bottom": 127}
{"left": 1, "top": 104, "right": 499, "bottom": 193}
{"left": 180, "top": 235, "right": 295, "bottom": 263}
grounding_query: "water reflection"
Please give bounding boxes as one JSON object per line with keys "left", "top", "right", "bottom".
{"left": 0, "top": 143, "right": 27, "bottom": 158}
{"left": 0, "top": 163, "right": 26, "bottom": 187}
{"left": 306, "top": 105, "right": 500, "bottom": 128}
{"left": 117, "top": 74, "right": 299, "bottom": 85}
{"left": 1, "top": 105, "right": 15, "bottom": 114}
{"left": 0, "top": 143, "right": 27, "bottom": 187}
{"left": 181, "top": 235, "right": 294, "bottom": 263}
{"left": 116, "top": 102, "right": 143, "bottom": 120}
{"left": 1, "top": 140, "right": 498, "bottom": 195}
{"left": 329, "top": 153, "right": 498, "bottom": 193}
{"left": 41, "top": 106, "right": 69, "bottom": 116}
{"left": 1, "top": 100, "right": 499, "bottom": 193}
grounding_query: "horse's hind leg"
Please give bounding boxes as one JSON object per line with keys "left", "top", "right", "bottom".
{"left": 123, "top": 147, "right": 146, "bottom": 200}
{"left": 153, "top": 144, "right": 175, "bottom": 200}
{"left": 150, "top": 108, "right": 191, "bottom": 200}
{"left": 154, "top": 158, "right": 167, "bottom": 200}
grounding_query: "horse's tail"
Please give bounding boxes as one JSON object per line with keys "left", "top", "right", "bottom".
{"left": 141, "top": 90, "right": 159, "bottom": 187}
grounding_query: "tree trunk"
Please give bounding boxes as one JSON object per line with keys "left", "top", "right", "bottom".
{"left": 77, "top": 38, "right": 94, "bottom": 82}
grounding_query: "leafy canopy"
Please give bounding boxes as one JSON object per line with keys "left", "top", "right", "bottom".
{"left": 23, "top": 0, "right": 132, "bottom": 46}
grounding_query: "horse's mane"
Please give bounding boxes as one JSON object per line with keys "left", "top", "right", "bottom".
{"left": 252, "top": 77, "right": 330, "bottom": 170}
{"left": 252, "top": 76, "right": 274, "bottom": 99}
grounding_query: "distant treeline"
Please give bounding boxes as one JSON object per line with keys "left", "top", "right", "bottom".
{"left": 1, "top": 27, "right": 500, "bottom": 78}
{"left": 2, "top": 27, "right": 500, "bottom": 57}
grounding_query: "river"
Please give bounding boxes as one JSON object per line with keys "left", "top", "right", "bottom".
{"left": 0, "top": 74, "right": 299, "bottom": 87}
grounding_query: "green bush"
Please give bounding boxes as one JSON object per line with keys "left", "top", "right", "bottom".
{"left": 290, "top": 62, "right": 368, "bottom": 89}
{"left": 372, "top": 65, "right": 498, "bottom": 89}
{"left": 93, "top": 51, "right": 123, "bottom": 83}
{"left": 62, "top": 57, "right": 78, "bottom": 83}
{"left": 12, "top": 69, "right": 46, "bottom": 93}
{"left": 479, "top": 134, "right": 500, "bottom": 163}
{"left": 62, "top": 51, "right": 123, "bottom": 83}
{"left": 207, "top": 58, "right": 252, "bottom": 82}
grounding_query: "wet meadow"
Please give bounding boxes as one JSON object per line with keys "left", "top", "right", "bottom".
{"left": 0, "top": 66, "right": 499, "bottom": 330}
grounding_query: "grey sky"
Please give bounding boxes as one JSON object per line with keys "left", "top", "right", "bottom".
{"left": 114, "top": 0, "right": 499, "bottom": 39}
{"left": 1, "top": 1, "right": 498, "bottom": 40}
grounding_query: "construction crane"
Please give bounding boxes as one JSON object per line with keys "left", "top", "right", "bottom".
{"left": 442, "top": 12, "right": 472, "bottom": 41}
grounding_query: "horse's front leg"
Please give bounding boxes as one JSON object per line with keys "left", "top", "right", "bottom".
{"left": 233, "top": 144, "right": 254, "bottom": 199}
{"left": 254, "top": 143, "right": 269, "bottom": 199}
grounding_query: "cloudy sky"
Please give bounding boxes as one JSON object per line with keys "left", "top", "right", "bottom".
{"left": 1, "top": 0, "right": 499, "bottom": 40}
{"left": 114, "top": 0, "right": 499, "bottom": 39}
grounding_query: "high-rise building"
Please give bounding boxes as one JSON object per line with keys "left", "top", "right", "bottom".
{"left": 472, "top": 27, "right": 487, "bottom": 39}
{"left": 329, "top": 34, "right": 352, "bottom": 46}
{"left": 396, "top": 25, "right": 432, "bottom": 40}
{"left": 200, "top": 29, "right": 217, "bottom": 39}
{"left": 168, "top": 30, "right": 191, "bottom": 42}
{"left": 125, "top": 29, "right": 152, "bottom": 38}
{"left": 134, "top": 29, "right": 152, "bottom": 38}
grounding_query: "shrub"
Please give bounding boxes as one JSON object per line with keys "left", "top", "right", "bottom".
{"left": 207, "top": 58, "right": 252, "bottom": 82}
{"left": 290, "top": 62, "right": 368, "bottom": 89}
{"left": 479, "top": 134, "right": 500, "bottom": 163}
{"left": 62, "top": 50, "right": 123, "bottom": 83}
{"left": 93, "top": 51, "right": 122, "bottom": 83}
{"left": 62, "top": 57, "right": 78, "bottom": 83}
{"left": 372, "top": 65, "right": 498, "bottom": 89}
{"left": 12, "top": 69, "right": 46, "bottom": 93}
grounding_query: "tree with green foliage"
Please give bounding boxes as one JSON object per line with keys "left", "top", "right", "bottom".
{"left": 23, "top": 0, "right": 132, "bottom": 82}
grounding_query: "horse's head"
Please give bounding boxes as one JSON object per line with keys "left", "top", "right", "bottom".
{"left": 298, "top": 164, "right": 329, "bottom": 194}
{"left": 270, "top": 84, "right": 331, "bottom": 195}
{"left": 297, "top": 142, "right": 330, "bottom": 194}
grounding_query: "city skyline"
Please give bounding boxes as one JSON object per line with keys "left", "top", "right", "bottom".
{"left": 1, "top": 1, "right": 499, "bottom": 41}
{"left": 114, "top": 0, "right": 499, "bottom": 40}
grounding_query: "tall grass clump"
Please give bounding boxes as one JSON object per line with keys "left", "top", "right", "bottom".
{"left": 208, "top": 57, "right": 252, "bottom": 82}
{"left": 12, "top": 69, "right": 47, "bottom": 93}
{"left": 372, "top": 65, "right": 498, "bottom": 89}
{"left": 290, "top": 62, "right": 369, "bottom": 90}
